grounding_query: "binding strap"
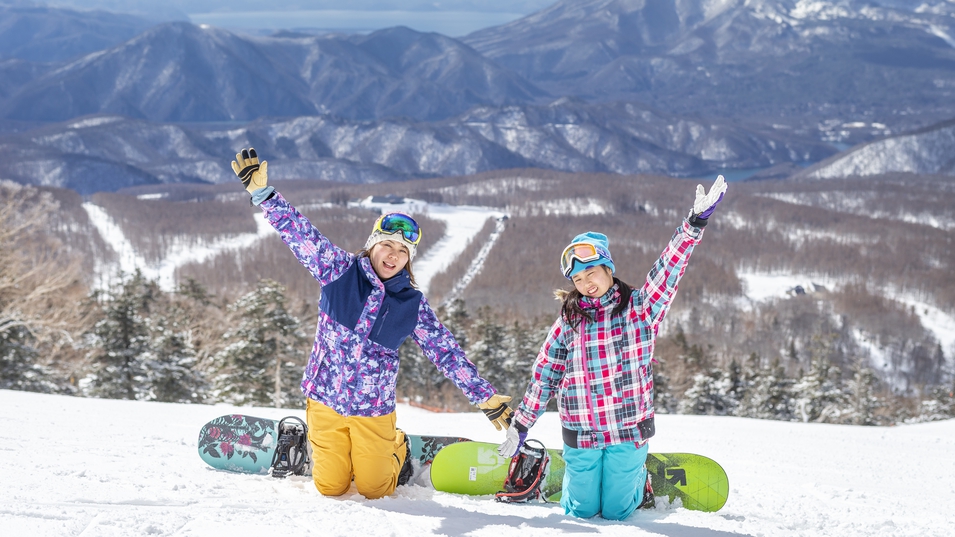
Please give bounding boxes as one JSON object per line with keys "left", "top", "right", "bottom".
{"left": 270, "top": 416, "right": 310, "bottom": 478}
{"left": 495, "top": 439, "right": 549, "bottom": 503}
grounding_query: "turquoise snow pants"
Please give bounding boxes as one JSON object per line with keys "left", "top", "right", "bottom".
{"left": 560, "top": 441, "right": 649, "bottom": 520}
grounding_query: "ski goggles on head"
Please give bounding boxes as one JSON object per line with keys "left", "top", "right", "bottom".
{"left": 375, "top": 213, "right": 421, "bottom": 245}
{"left": 560, "top": 242, "right": 610, "bottom": 277}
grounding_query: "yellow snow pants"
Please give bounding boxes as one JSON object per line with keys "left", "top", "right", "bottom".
{"left": 306, "top": 399, "right": 408, "bottom": 499}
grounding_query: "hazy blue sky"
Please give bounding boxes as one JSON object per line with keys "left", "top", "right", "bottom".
{"left": 46, "top": 0, "right": 558, "bottom": 36}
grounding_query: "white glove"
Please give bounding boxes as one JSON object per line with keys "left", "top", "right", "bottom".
{"left": 691, "top": 174, "right": 727, "bottom": 220}
{"left": 497, "top": 424, "right": 527, "bottom": 458}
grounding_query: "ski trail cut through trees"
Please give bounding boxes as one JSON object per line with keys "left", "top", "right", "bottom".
{"left": 82, "top": 203, "right": 274, "bottom": 291}
{"left": 440, "top": 216, "right": 507, "bottom": 308}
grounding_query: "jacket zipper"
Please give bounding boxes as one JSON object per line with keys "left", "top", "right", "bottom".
{"left": 374, "top": 306, "right": 390, "bottom": 340}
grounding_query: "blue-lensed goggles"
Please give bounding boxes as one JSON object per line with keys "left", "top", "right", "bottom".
{"left": 375, "top": 213, "right": 421, "bottom": 245}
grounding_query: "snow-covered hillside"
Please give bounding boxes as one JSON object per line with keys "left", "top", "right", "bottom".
{"left": 82, "top": 195, "right": 507, "bottom": 296}
{"left": 799, "top": 119, "right": 955, "bottom": 180}
{"left": 1, "top": 389, "right": 952, "bottom": 537}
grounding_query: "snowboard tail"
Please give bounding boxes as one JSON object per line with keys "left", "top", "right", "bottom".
{"left": 197, "top": 414, "right": 469, "bottom": 475}
{"left": 430, "top": 441, "right": 728, "bottom": 512}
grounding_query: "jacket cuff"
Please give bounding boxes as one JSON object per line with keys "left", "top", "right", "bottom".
{"left": 251, "top": 186, "right": 275, "bottom": 206}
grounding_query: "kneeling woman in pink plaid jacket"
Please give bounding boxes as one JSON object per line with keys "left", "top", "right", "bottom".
{"left": 499, "top": 176, "right": 727, "bottom": 520}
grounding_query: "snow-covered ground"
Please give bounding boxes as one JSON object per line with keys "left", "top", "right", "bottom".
{"left": 2, "top": 389, "right": 952, "bottom": 537}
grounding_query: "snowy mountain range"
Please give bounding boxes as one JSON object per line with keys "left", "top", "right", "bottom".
{"left": 1, "top": 102, "right": 838, "bottom": 194}
{"left": 1, "top": 0, "right": 955, "bottom": 191}
{"left": 463, "top": 0, "right": 955, "bottom": 124}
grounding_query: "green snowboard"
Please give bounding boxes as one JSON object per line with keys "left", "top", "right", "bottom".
{"left": 430, "top": 441, "right": 729, "bottom": 512}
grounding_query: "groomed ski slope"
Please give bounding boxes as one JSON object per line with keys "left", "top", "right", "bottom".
{"left": 1, "top": 389, "right": 952, "bottom": 537}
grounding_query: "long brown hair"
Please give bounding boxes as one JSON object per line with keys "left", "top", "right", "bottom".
{"left": 356, "top": 246, "right": 419, "bottom": 288}
{"left": 554, "top": 270, "right": 632, "bottom": 330}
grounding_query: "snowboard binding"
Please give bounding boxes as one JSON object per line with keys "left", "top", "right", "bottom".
{"left": 269, "top": 416, "right": 311, "bottom": 478}
{"left": 495, "top": 439, "right": 549, "bottom": 503}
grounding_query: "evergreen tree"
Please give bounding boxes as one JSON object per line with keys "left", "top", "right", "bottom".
{"left": 505, "top": 319, "right": 541, "bottom": 398}
{"left": 916, "top": 377, "right": 954, "bottom": 422}
{"left": 141, "top": 306, "right": 207, "bottom": 403}
{"left": 727, "top": 358, "right": 745, "bottom": 406}
{"left": 846, "top": 357, "right": 882, "bottom": 426}
{"left": 791, "top": 351, "right": 848, "bottom": 423}
{"left": 212, "top": 280, "right": 305, "bottom": 408}
{"left": 0, "top": 326, "right": 59, "bottom": 393}
{"left": 652, "top": 367, "right": 677, "bottom": 414}
{"left": 441, "top": 299, "right": 471, "bottom": 350}
{"left": 468, "top": 306, "right": 511, "bottom": 392}
{"left": 84, "top": 270, "right": 156, "bottom": 400}
{"left": 396, "top": 338, "right": 432, "bottom": 402}
{"left": 738, "top": 357, "right": 795, "bottom": 421}
{"left": 678, "top": 369, "right": 737, "bottom": 416}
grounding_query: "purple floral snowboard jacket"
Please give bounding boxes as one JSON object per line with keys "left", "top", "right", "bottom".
{"left": 260, "top": 192, "right": 496, "bottom": 417}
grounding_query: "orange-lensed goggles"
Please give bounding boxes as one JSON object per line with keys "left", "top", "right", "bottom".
{"left": 375, "top": 213, "right": 421, "bottom": 245}
{"left": 560, "top": 242, "right": 609, "bottom": 277}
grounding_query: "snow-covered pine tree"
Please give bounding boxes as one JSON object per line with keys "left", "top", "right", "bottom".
{"left": 468, "top": 306, "right": 511, "bottom": 393}
{"left": 84, "top": 270, "right": 157, "bottom": 400}
{"left": 0, "top": 326, "right": 59, "bottom": 393}
{"left": 727, "top": 358, "right": 746, "bottom": 406}
{"left": 915, "top": 376, "right": 954, "bottom": 422}
{"left": 791, "top": 348, "right": 849, "bottom": 423}
{"left": 652, "top": 367, "right": 677, "bottom": 414}
{"left": 738, "top": 356, "right": 795, "bottom": 421}
{"left": 503, "top": 319, "right": 542, "bottom": 400}
{"left": 211, "top": 280, "right": 305, "bottom": 408}
{"left": 678, "top": 369, "right": 738, "bottom": 416}
{"left": 845, "top": 357, "right": 883, "bottom": 425}
{"left": 141, "top": 304, "right": 207, "bottom": 403}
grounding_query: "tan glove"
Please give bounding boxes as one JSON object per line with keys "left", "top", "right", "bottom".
{"left": 231, "top": 147, "right": 269, "bottom": 193}
{"left": 477, "top": 394, "right": 513, "bottom": 431}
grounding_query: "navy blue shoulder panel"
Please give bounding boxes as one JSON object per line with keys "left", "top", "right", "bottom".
{"left": 319, "top": 261, "right": 372, "bottom": 330}
{"left": 319, "top": 261, "right": 422, "bottom": 351}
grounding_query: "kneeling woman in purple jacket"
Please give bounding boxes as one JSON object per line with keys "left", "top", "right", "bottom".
{"left": 232, "top": 148, "right": 512, "bottom": 499}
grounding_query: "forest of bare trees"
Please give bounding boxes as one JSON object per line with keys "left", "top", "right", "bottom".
{"left": 2, "top": 171, "right": 953, "bottom": 425}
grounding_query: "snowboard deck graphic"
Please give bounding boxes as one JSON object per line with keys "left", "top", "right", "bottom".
{"left": 430, "top": 441, "right": 729, "bottom": 512}
{"left": 198, "top": 414, "right": 469, "bottom": 475}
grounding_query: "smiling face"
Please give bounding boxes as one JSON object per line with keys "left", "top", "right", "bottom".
{"left": 571, "top": 265, "right": 614, "bottom": 298}
{"left": 369, "top": 239, "right": 410, "bottom": 281}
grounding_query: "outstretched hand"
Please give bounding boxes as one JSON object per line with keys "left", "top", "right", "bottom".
{"left": 231, "top": 148, "right": 269, "bottom": 193}
{"left": 690, "top": 174, "right": 727, "bottom": 223}
{"left": 497, "top": 423, "right": 528, "bottom": 458}
{"left": 477, "top": 394, "right": 513, "bottom": 431}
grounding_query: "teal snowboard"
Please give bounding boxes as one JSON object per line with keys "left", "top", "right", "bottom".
{"left": 198, "top": 414, "right": 469, "bottom": 475}
{"left": 430, "top": 441, "right": 729, "bottom": 512}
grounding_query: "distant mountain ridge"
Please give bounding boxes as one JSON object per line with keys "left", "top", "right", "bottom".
{"left": 462, "top": 0, "right": 955, "bottom": 130}
{"left": 1, "top": 0, "right": 955, "bottom": 192}
{"left": 0, "top": 100, "right": 838, "bottom": 194}
{"left": 0, "top": 21, "right": 546, "bottom": 123}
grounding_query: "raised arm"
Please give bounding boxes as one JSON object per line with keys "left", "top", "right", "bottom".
{"left": 231, "top": 147, "right": 353, "bottom": 285}
{"left": 637, "top": 175, "right": 727, "bottom": 328}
